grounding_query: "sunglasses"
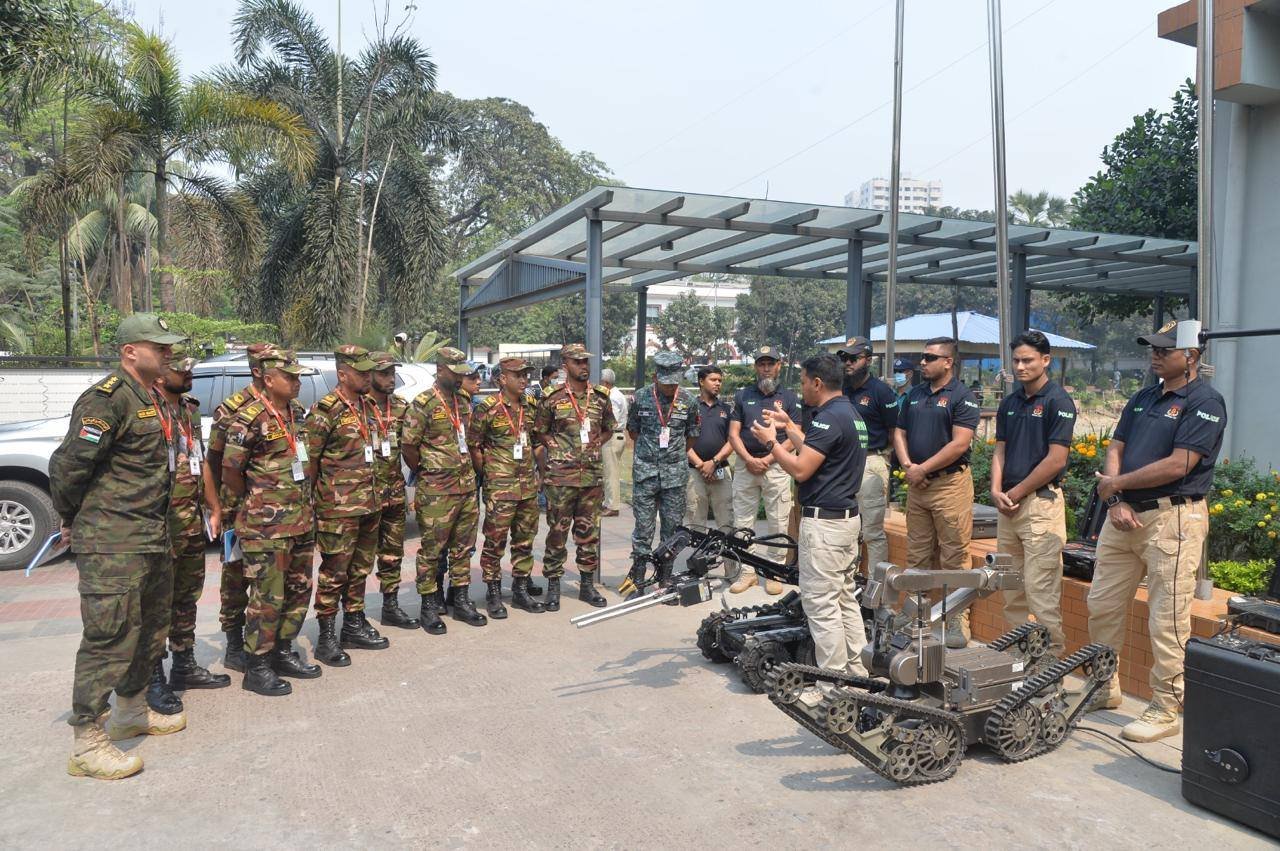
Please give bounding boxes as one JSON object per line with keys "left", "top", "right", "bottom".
{"left": 920, "top": 353, "right": 950, "bottom": 363}
{"left": 838, "top": 352, "right": 868, "bottom": 362}
{"left": 1150, "top": 347, "right": 1174, "bottom": 358}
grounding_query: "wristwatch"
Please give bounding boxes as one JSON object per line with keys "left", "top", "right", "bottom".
{"left": 1104, "top": 493, "right": 1122, "bottom": 508}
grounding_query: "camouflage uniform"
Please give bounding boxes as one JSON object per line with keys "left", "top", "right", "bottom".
{"left": 164, "top": 391, "right": 210, "bottom": 654}
{"left": 223, "top": 394, "right": 315, "bottom": 656}
{"left": 207, "top": 384, "right": 257, "bottom": 633}
{"left": 534, "top": 356, "right": 617, "bottom": 580}
{"left": 472, "top": 391, "right": 540, "bottom": 582}
{"left": 627, "top": 358, "right": 699, "bottom": 564}
{"left": 306, "top": 372, "right": 381, "bottom": 618}
{"left": 371, "top": 389, "right": 411, "bottom": 595}
{"left": 403, "top": 373, "right": 478, "bottom": 595}
{"left": 51, "top": 357, "right": 182, "bottom": 727}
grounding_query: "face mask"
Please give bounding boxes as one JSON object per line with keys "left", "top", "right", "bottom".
{"left": 894, "top": 373, "right": 907, "bottom": 387}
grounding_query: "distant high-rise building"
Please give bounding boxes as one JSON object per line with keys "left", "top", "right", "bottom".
{"left": 845, "top": 177, "right": 944, "bottom": 215}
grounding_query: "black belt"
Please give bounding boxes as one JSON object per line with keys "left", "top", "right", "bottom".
{"left": 1125, "top": 494, "right": 1205, "bottom": 512}
{"left": 801, "top": 505, "right": 859, "bottom": 520}
{"left": 926, "top": 464, "right": 968, "bottom": 480}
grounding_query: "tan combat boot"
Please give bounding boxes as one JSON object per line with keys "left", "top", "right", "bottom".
{"left": 944, "top": 611, "right": 970, "bottom": 649}
{"left": 763, "top": 578, "right": 784, "bottom": 596}
{"left": 1084, "top": 678, "right": 1123, "bottom": 712}
{"left": 728, "top": 573, "right": 758, "bottom": 594}
{"left": 107, "top": 692, "right": 187, "bottom": 740}
{"left": 68, "top": 719, "right": 143, "bottom": 780}
{"left": 1121, "top": 702, "right": 1180, "bottom": 743}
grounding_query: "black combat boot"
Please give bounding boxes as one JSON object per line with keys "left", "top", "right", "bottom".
{"left": 341, "top": 611, "right": 390, "bottom": 650}
{"left": 419, "top": 594, "right": 447, "bottom": 635}
{"left": 146, "top": 658, "right": 185, "bottom": 714}
{"left": 450, "top": 585, "right": 488, "bottom": 627}
{"left": 315, "top": 616, "right": 351, "bottom": 666}
{"left": 270, "top": 639, "right": 321, "bottom": 679}
{"left": 485, "top": 580, "right": 508, "bottom": 619}
{"left": 223, "top": 626, "right": 247, "bottom": 673}
{"left": 444, "top": 583, "right": 456, "bottom": 612}
{"left": 169, "top": 648, "right": 231, "bottom": 689}
{"left": 511, "top": 576, "right": 546, "bottom": 613}
{"left": 578, "top": 571, "right": 607, "bottom": 607}
{"left": 242, "top": 652, "right": 291, "bottom": 697}
{"left": 527, "top": 578, "right": 544, "bottom": 596}
{"left": 545, "top": 577, "right": 561, "bottom": 612}
{"left": 381, "top": 593, "right": 420, "bottom": 629}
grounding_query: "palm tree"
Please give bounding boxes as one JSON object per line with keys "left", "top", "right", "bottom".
{"left": 222, "top": 0, "right": 459, "bottom": 344}
{"left": 1008, "top": 189, "right": 1072, "bottom": 228}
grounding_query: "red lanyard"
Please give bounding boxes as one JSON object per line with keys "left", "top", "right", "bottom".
{"left": 178, "top": 405, "right": 195, "bottom": 451}
{"left": 566, "top": 388, "right": 586, "bottom": 425}
{"left": 369, "top": 395, "right": 393, "bottom": 439}
{"left": 336, "top": 389, "right": 370, "bottom": 443}
{"left": 498, "top": 397, "right": 524, "bottom": 438}
{"left": 433, "top": 387, "right": 462, "bottom": 432}
{"left": 149, "top": 390, "right": 174, "bottom": 447}
{"left": 259, "top": 393, "right": 298, "bottom": 455}
{"left": 651, "top": 387, "right": 675, "bottom": 428}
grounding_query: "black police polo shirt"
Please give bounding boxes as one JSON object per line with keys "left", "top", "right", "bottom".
{"left": 733, "top": 385, "right": 802, "bottom": 456}
{"left": 1114, "top": 377, "right": 1227, "bottom": 503}
{"left": 692, "top": 396, "right": 732, "bottom": 462}
{"left": 899, "top": 377, "right": 981, "bottom": 466}
{"left": 844, "top": 375, "right": 899, "bottom": 451}
{"left": 798, "top": 395, "right": 867, "bottom": 510}
{"left": 995, "top": 379, "right": 1076, "bottom": 492}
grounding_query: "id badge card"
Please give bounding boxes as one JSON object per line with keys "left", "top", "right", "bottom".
{"left": 188, "top": 453, "right": 202, "bottom": 477}
{"left": 364, "top": 444, "right": 375, "bottom": 464}
{"left": 167, "top": 445, "right": 176, "bottom": 472}
{"left": 390, "top": 431, "right": 398, "bottom": 448}
{"left": 295, "top": 442, "right": 309, "bottom": 464}
{"left": 659, "top": 426, "right": 671, "bottom": 449}
{"left": 380, "top": 439, "right": 392, "bottom": 458}
{"left": 457, "top": 428, "right": 468, "bottom": 454}
{"left": 513, "top": 440, "right": 524, "bottom": 460}
{"left": 579, "top": 424, "right": 591, "bottom": 446}
{"left": 291, "top": 459, "right": 306, "bottom": 482}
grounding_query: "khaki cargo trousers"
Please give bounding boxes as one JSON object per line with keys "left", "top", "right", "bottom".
{"left": 729, "top": 458, "right": 793, "bottom": 581}
{"left": 997, "top": 485, "right": 1067, "bottom": 657}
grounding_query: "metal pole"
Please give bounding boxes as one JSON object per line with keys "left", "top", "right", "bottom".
{"left": 635, "top": 286, "right": 648, "bottom": 387}
{"left": 844, "top": 239, "right": 864, "bottom": 339}
{"left": 884, "top": 0, "right": 905, "bottom": 378}
{"left": 458, "top": 281, "right": 470, "bottom": 356}
{"left": 987, "top": 0, "right": 1012, "bottom": 385}
{"left": 1196, "top": 0, "right": 1214, "bottom": 331}
{"left": 585, "top": 216, "right": 604, "bottom": 383}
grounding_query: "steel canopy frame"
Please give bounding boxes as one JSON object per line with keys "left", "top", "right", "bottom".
{"left": 455, "top": 185, "right": 1198, "bottom": 384}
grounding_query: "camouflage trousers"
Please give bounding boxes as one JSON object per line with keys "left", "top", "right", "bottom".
{"left": 243, "top": 535, "right": 315, "bottom": 656}
{"left": 630, "top": 475, "right": 688, "bottom": 562}
{"left": 70, "top": 550, "right": 173, "bottom": 727}
{"left": 375, "top": 500, "right": 407, "bottom": 595}
{"left": 479, "top": 493, "right": 540, "bottom": 582}
{"left": 219, "top": 507, "right": 248, "bottom": 631}
{"left": 415, "top": 492, "right": 478, "bottom": 594}
{"left": 543, "top": 484, "right": 603, "bottom": 578}
{"left": 315, "top": 512, "right": 382, "bottom": 618}
{"left": 168, "top": 533, "right": 207, "bottom": 653}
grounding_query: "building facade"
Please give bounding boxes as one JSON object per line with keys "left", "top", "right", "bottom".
{"left": 846, "top": 176, "right": 944, "bottom": 215}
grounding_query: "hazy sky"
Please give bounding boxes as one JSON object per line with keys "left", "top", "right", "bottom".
{"left": 126, "top": 0, "right": 1194, "bottom": 211}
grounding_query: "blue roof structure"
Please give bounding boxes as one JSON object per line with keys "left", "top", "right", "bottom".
{"left": 818, "top": 311, "right": 1094, "bottom": 352}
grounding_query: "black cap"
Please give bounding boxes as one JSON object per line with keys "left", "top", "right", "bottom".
{"left": 836, "top": 336, "right": 872, "bottom": 357}
{"left": 1136, "top": 320, "right": 1179, "bottom": 348}
{"left": 893, "top": 357, "right": 915, "bottom": 371}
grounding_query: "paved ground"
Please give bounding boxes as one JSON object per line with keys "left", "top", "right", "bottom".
{"left": 0, "top": 507, "right": 1271, "bottom": 849}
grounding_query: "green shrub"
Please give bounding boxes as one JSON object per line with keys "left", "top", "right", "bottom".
{"left": 1209, "top": 559, "right": 1275, "bottom": 595}
{"left": 1207, "top": 456, "right": 1280, "bottom": 563}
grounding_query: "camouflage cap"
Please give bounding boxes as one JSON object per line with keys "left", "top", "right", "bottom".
{"left": 560, "top": 343, "right": 592, "bottom": 361}
{"left": 836, "top": 336, "right": 873, "bottom": 357}
{"left": 244, "top": 341, "right": 277, "bottom": 368}
{"left": 498, "top": 356, "right": 529, "bottom": 373}
{"left": 753, "top": 345, "right": 782, "bottom": 362}
{"left": 370, "top": 350, "right": 397, "bottom": 370}
{"left": 166, "top": 342, "right": 198, "bottom": 373}
{"left": 335, "top": 343, "right": 377, "bottom": 371}
{"left": 116, "top": 313, "right": 186, "bottom": 346}
{"left": 652, "top": 350, "right": 684, "bottom": 385}
{"left": 436, "top": 346, "right": 472, "bottom": 375}
{"left": 260, "top": 347, "right": 315, "bottom": 376}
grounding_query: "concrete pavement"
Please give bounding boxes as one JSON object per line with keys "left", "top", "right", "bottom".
{"left": 0, "top": 507, "right": 1270, "bottom": 848}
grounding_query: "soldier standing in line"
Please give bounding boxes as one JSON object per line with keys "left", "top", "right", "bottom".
{"left": 153, "top": 344, "right": 230, "bottom": 708}
{"left": 625, "top": 351, "right": 699, "bottom": 590}
{"left": 205, "top": 342, "right": 275, "bottom": 673}
{"left": 534, "top": 343, "right": 616, "bottom": 610}
{"left": 836, "top": 337, "right": 899, "bottom": 573}
{"left": 222, "top": 349, "right": 321, "bottom": 695}
{"left": 435, "top": 366, "right": 488, "bottom": 600}
{"left": 367, "top": 352, "right": 419, "bottom": 630}
{"left": 471, "top": 357, "right": 546, "bottom": 616}
{"left": 402, "top": 346, "right": 487, "bottom": 632}
{"left": 52, "top": 314, "right": 188, "bottom": 780}
{"left": 305, "top": 344, "right": 389, "bottom": 665}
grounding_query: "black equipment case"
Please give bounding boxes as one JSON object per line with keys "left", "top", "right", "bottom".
{"left": 1181, "top": 634, "right": 1280, "bottom": 839}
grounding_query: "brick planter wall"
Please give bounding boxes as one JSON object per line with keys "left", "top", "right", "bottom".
{"left": 881, "top": 508, "right": 1278, "bottom": 700}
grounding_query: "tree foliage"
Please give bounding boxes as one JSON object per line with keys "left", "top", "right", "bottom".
{"left": 651, "top": 290, "right": 733, "bottom": 360}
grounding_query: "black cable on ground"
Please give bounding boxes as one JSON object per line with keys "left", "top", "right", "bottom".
{"left": 1076, "top": 726, "right": 1182, "bottom": 775}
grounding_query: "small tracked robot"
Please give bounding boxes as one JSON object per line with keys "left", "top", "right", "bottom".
{"left": 766, "top": 554, "right": 1116, "bottom": 786}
